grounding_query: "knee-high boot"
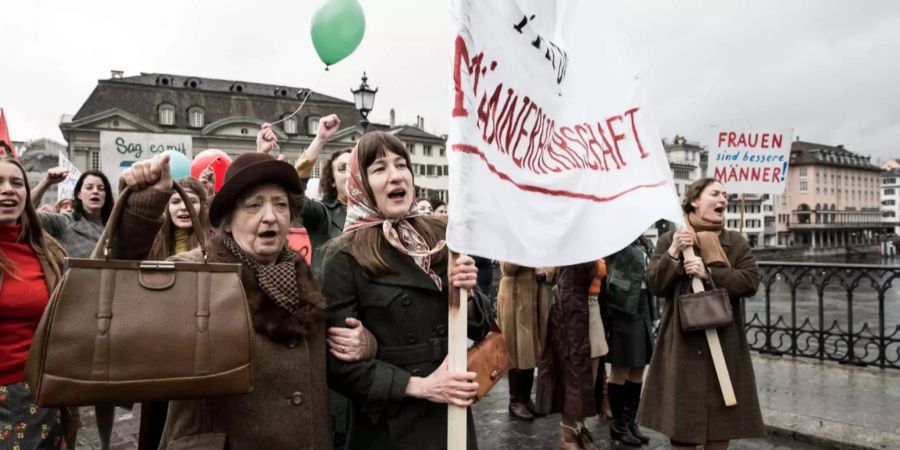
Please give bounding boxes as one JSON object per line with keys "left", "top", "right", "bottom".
{"left": 607, "top": 383, "right": 642, "bottom": 446}
{"left": 624, "top": 381, "right": 650, "bottom": 444}
{"left": 507, "top": 369, "right": 534, "bottom": 421}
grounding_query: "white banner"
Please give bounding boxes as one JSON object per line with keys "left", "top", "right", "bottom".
{"left": 99, "top": 131, "right": 193, "bottom": 193}
{"left": 57, "top": 151, "right": 81, "bottom": 200}
{"left": 709, "top": 127, "right": 793, "bottom": 194}
{"left": 447, "top": 0, "right": 682, "bottom": 267}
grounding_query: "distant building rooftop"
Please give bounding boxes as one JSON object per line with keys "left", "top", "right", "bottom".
{"left": 790, "top": 140, "right": 879, "bottom": 172}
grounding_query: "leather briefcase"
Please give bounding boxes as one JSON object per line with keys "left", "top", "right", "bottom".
{"left": 25, "top": 185, "right": 254, "bottom": 407}
{"left": 678, "top": 275, "right": 734, "bottom": 332}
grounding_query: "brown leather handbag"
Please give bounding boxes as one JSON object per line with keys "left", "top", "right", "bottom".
{"left": 25, "top": 185, "right": 254, "bottom": 407}
{"left": 678, "top": 276, "right": 734, "bottom": 332}
{"left": 466, "top": 289, "right": 510, "bottom": 402}
{"left": 467, "top": 325, "right": 510, "bottom": 402}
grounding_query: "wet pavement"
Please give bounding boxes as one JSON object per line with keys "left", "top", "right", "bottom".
{"left": 73, "top": 356, "right": 864, "bottom": 449}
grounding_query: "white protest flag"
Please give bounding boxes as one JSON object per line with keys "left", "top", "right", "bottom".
{"left": 447, "top": 0, "right": 683, "bottom": 267}
{"left": 57, "top": 151, "right": 82, "bottom": 200}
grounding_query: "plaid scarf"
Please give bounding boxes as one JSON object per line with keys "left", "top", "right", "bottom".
{"left": 342, "top": 145, "right": 445, "bottom": 290}
{"left": 223, "top": 234, "right": 301, "bottom": 313}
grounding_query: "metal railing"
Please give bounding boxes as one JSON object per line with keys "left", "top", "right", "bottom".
{"left": 746, "top": 261, "right": 900, "bottom": 369}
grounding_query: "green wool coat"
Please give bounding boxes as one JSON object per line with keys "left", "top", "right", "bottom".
{"left": 637, "top": 230, "right": 765, "bottom": 444}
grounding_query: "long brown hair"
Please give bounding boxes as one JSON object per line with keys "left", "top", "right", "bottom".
{"left": 148, "top": 177, "right": 210, "bottom": 259}
{"left": 327, "top": 132, "right": 447, "bottom": 279}
{"left": 0, "top": 157, "right": 65, "bottom": 278}
{"left": 682, "top": 178, "right": 723, "bottom": 214}
{"left": 319, "top": 147, "right": 353, "bottom": 203}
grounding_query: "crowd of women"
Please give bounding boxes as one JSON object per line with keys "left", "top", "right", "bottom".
{"left": 0, "top": 111, "right": 764, "bottom": 450}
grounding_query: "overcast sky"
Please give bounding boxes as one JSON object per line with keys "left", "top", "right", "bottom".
{"left": 3, "top": 0, "right": 899, "bottom": 159}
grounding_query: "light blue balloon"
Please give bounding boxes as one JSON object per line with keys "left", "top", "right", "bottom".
{"left": 165, "top": 150, "right": 192, "bottom": 179}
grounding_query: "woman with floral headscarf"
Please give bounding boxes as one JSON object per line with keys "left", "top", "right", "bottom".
{"left": 323, "top": 131, "right": 492, "bottom": 449}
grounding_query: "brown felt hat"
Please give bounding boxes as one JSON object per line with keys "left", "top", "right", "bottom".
{"left": 209, "top": 152, "right": 301, "bottom": 226}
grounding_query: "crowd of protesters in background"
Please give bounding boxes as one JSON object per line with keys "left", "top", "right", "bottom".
{"left": 0, "top": 114, "right": 763, "bottom": 450}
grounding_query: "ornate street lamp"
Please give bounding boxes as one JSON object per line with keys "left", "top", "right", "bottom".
{"left": 351, "top": 72, "right": 378, "bottom": 131}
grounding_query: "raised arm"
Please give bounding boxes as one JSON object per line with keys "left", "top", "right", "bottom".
{"left": 31, "top": 167, "right": 69, "bottom": 206}
{"left": 105, "top": 155, "right": 173, "bottom": 260}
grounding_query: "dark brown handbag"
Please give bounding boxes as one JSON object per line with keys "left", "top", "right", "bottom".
{"left": 25, "top": 185, "right": 254, "bottom": 407}
{"left": 678, "top": 275, "right": 734, "bottom": 332}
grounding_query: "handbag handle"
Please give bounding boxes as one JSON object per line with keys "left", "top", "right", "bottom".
{"left": 93, "top": 183, "right": 208, "bottom": 261}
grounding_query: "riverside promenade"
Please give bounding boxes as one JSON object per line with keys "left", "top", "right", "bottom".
{"left": 72, "top": 353, "right": 898, "bottom": 449}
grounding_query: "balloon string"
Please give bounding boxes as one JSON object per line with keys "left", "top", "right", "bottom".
{"left": 269, "top": 69, "right": 329, "bottom": 153}
{"left": 271, "top": 68, "right": 330, "bottom": 126}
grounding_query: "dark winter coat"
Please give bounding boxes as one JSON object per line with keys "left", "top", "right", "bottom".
{"left": 637, "top": 229, "right": 765, "bottom": 444}
{"left": 111, "top": 188, "right": 331, "bottom": 450}
{"left": 604, "top": 240, "right": 655, "bottom": 367}
{"left": 301, "top": 197, "right": 346, "bottom": 279}
{"left": 323, "top": 240, "right": 491, "bottom": 450}
{"left": 535, "top": 261, "right": 597, "bottom": 419}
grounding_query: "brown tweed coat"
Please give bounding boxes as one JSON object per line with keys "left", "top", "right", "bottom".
{"left": 637, "top": 230, "right": 765, "bottom": 444}
{"left": 110, "top": 189, "right": 331, "bottom": 450}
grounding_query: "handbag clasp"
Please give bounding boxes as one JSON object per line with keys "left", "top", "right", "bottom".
{"left": 140, "top": 261, "right": 176, "bottom": 270}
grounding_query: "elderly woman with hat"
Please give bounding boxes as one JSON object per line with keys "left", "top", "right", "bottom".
{"left": 111, "top": 152, "right": 371, "bottom": 449}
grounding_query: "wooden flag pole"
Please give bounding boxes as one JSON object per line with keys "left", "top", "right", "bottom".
{"left": 447, "top": 252, "right": 468, "bottom": 450}
{"left": 683, "top": 246, "right": 738, "bottom": 407}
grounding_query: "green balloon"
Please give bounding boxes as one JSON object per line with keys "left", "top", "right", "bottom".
{"left": 310, "top": 0, "right": 366, "bottom": 66}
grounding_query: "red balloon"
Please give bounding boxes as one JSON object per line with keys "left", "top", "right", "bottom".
{"left": 191, "top": 149, "right": 232, "bottom": 192}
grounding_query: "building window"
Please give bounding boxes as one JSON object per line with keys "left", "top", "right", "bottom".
{"left": 312, "top": 160, "right": 321, "bottom": 178}
{"left": 440, "top": 147, "right": 446, "bottom": 157}
{"left": 426, "top": 164, "right": 436, "bottom": 176}
{"left": 418, "top": 165, "right": 426, "bottom": 176}
{"left": 800, "top": 180, "right": 808, "bottom": 192}
{"left": 407, "top": 143, "right": 415, "bottom": 154}
{"left": 307, "top": 116, "right": 320, "bottom": 135}
{"left": 886, "top": 188, "right": 896, "bottom": 195}
{"left": 158, "top": 103, "right": 175, "bottom": 126}
{"left": 283, "top": 117, "right": 298, "bottom": 135}
{"left": 674, "top": 169, "right": 690, "bottom": 180}
{"left": 443, "top": 165, "right": 449, "bottom": 176}
{"left": 90, "top": 151, "right": 100, "bottom": 170}
{"left": 883, "top": 200, "right": 896, "bottom": 206}
{"left": 799, "top": 167, "right": 807, "bottom": 176}
{"left": 188, "top": 106, "right": 205, "bottom": 128}
{"left": 424, "top": 145, "right": 433, "bottom": 157}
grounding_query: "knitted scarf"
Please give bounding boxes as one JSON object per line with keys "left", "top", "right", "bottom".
{"left": 685, "top": 212, "right": 731, "bottom": 268}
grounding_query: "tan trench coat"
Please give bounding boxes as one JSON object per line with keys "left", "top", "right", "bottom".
{"left": 496, "top": 263, "right": 553, "bottom": 370}
{"left": 637, "top": 230, "right": 765, "bottom": 444}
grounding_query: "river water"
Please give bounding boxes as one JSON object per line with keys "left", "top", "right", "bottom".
{"left": 744, "top": 253, "right": 900, "bottom": 365}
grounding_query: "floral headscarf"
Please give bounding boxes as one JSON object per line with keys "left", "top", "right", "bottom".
{"left": 343, "top": 145, "right": 446, "bottom": 289}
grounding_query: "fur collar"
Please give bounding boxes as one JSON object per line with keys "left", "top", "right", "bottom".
{"left": 179, "top": 236, "right": 326, "bottom": 345}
